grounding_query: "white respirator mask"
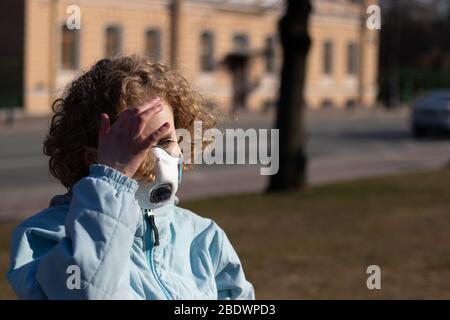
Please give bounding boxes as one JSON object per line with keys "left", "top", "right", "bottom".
{"left": 135, "top": 146, "right": 183, "bottom": 210}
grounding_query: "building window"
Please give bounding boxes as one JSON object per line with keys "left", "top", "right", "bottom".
{"left": 233, "top": 33, "right": 249, "bottom": 52}
{"left": 347, "top": 42, "right": 358, "bottom": 75}
{"left": 145, "top": 28, "right": 161, "bottom": 61}
{"left": 61, "top": 25, "right": 80, "bottom": 70}
{"left": 105, "top": 25, "right": 122, "bottom": 58}
{"left": 323, "top": 40, "right": 333, "bottom": 75}
{"left": 200, "top": 31, "right": 214, "bottom": 72}
{"left": 265, "top": 36, "right": 276, "bottom": 74}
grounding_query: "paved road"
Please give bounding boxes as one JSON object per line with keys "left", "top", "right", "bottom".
{"left": 1, "top": 107, "right": 450, "bottom": 221}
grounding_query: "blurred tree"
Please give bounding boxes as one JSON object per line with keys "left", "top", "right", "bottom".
{"left": 267, "top": 0, "right": 311, "bottom": 192}
{"left": 170, "top": 0, "right": 181, "bottom": 69}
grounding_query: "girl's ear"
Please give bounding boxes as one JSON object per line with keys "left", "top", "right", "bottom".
{"left": 83, "top": 146, "right": 98, "bottom": 166}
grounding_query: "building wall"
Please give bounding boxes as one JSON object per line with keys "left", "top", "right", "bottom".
{"left": 306, "top": 0, "right": 379, "bottom": 109}
{"left": 23, "top": 0, "right": 379, "bottom": 115}
{"left": 177, "top": 2, "right": 281, "bottom": 111}
{"left": 54, "top": 0, "right": 171, "bottom": 99}
{"left": 24, "top": 0, "right": 52, "bottom": 114}
{"left": 307, "top": 1, "right": 361, "bottom": 108}
{"left": 24, "top": 0, "right": 171, "bottom": 114}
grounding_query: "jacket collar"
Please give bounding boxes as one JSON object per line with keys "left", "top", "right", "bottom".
{"left": 49, "top": 189, "right": 73, "bottom": 207}
{"left": 48, "top": 189, "right": 177, "bottom": 218}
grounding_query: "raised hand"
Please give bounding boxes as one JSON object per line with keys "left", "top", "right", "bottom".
{"left": 97, "top": 97, "right": 170, "bottom": 178}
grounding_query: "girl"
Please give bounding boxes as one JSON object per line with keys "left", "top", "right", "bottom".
{"left": 7, "top": 55, "right": 254, "bottom": 300}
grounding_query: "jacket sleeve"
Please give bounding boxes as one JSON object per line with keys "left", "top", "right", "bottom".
{"left": 7, "top": 164, "right": 142, "bottom": 300}
{"left": 214, "top": 227, "right": 255, "bottom": 300}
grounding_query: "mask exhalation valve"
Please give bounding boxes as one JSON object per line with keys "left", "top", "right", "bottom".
{"left": 150, "top": 184, "right": 173, "bottom": 203}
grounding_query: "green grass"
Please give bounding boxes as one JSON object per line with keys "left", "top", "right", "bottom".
{"left": 2, "top": 169, "right": 450, "bottom": 299}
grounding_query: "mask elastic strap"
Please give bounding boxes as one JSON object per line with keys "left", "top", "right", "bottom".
{"left": 178, "top": 154, "right": 183, "bottom": 184}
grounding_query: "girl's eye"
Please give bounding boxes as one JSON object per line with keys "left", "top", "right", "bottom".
{"left": 158, "top": 139, "right": 174, "bottom": 147}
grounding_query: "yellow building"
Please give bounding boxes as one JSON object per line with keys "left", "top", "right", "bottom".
{"left": 0, "top": 0, "right": 379, "bottom": 115}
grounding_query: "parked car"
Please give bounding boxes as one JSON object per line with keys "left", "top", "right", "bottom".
{"left": 411, "top": 89, "right": 450, "bottom": 137}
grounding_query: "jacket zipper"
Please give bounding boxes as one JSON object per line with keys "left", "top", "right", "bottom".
{"left": 146, "top": 208, "right": 160, "bottom": 246}
{"left": 143, "top": 208, "right": 173, "bottom": 300}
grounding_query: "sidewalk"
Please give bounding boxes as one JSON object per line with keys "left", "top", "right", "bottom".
{"left": 3, "top": 106, "right": 448, "bottom": 223}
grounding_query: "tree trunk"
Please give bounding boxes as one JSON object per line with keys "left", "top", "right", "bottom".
{"left": 268, "top": 0, "right": 311, "bottom": 191}
{"left": 170, "top": 0, "right": 181, "bottom": 69}
{"left": 267, "top": 0, "right": 311, "bottom": 192}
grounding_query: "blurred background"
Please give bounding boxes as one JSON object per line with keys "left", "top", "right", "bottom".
{"left": 1, "top": 0, "right": 450, "bottom": 299}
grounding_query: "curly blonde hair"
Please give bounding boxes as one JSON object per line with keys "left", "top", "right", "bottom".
{"left": 44, "top": 55, "right": 215, "bottom": 189}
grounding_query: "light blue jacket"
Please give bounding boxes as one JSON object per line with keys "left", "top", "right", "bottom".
{"left": 7, "top": 164, "right": 255, "bottom": 300}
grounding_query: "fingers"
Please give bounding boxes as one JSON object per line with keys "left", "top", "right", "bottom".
{"left": 131, "top": 102, "right": 164, "bottom": 138}
{"left": 116, "top": 97, "right": 163, "bottom": 136}
{"left": 131, "top": 97, "right": 162, "bottom": 116}
{"left": 142, "top": 122, "right": 170, "bottom": 148}
{"left": 99, "top": 113, "right": 111, "bottom": 138}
